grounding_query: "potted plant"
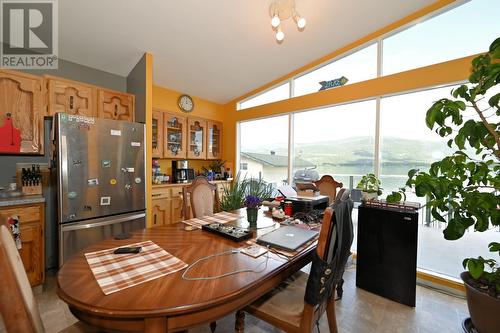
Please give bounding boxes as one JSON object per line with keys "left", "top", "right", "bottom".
{"left": 356, "top": 173, "right": 383, "bottom": 201}
{"left": 392, "top": 37, "right": 500, "bottom": 332}
{"left": 220, "top": 172, "right": 246, "bottom": 212}
{"left": 243, "top": 176, "right": 274, "bottom": 225}
{"left": 244, "top": 195, "right": 261, "bottom": 224}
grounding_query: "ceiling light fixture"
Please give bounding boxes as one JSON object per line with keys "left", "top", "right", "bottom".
{"left": 269, "top": 0, "right": 306, "bottom": 43}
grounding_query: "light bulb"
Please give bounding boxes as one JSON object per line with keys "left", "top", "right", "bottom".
{"left": 271, "top": 15, "right": 280, "bottom": 28}
{"left": 297, "top": 17, "right": 306, "bottom": 29}
{"left": 275, "top": 28, "right": 285, "bottom": 42}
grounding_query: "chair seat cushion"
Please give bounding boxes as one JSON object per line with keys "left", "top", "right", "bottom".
{"left": 60, "top": 321, "right": 104, "bottom": 333}
{"left": 247, "top": 270, "right": 308, "bottom": 328}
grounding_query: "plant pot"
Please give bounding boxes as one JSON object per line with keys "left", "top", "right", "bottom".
{"left": 361, "top": 191, "right": 378, "bottom": 201}
{"left": 461, "top": 272, "right": 500, "bottom": 333}
{"left": 246, "top": 207, "right": 258, "bottom": 224}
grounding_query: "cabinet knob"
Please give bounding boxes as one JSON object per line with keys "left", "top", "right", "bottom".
{"left": 69, "top": 96, "right": 74, "bottom": 109}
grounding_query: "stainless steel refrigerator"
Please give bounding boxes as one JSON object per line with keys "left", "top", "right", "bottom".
{"left": 54, "top": 113, "right": 146, "bottom": 264}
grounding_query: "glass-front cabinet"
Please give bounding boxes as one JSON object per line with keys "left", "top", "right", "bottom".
{"left": 206, "top": 120, "right": 222, "bottom": 160}
{"left": 163, "top": 112, "right": 187, "bottom": 159}
{"left": 187, "top": 118, "right": 206, "bottom": 159}
{"left": 152, "top": 110, "right": 164, "bottom": 158}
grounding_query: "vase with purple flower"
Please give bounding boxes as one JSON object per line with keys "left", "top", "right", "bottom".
{"left": 245, "top": 195, "right": 261, "bottom": 225}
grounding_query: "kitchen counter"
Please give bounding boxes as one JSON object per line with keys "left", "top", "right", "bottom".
{"left": 0, "top": 194, "right": 45, "bottom": 207}
{"left": 152, "top": 179, "right": 232, "bottom": 188}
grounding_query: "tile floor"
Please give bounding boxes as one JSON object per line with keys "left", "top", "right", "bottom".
{"left": 0, "top": 265, "right": 469, "bottom": 333}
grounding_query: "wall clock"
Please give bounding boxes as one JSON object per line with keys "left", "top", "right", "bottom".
{"left": 178, "top": 94, "right": 194, "bottom": 113}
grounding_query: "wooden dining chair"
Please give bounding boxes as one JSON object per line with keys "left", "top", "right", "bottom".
{"left": 0, "top": 223, "right": 101, "bottom": 333}
{"left": 235, "top": 194, "right": 354, "bottom": 333}
{"left": 314, "top": 175, "right": 343, "bottom": 205}
{"left": 182, "top": 175, "right": 221, "bottom": 219}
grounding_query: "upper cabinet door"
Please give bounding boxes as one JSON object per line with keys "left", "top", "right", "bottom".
{"left": 163, "top": 112, "right": 187, "bottom": 159}
{"left": 0, "top": 70, "right": 44, "bottom": 154}
{"left": 206, "top": 120, "right": 222, "bottom": 160}
{"left": 97, "top": 89, "right": 134, "bottom": 121}
{"left": 152, "top": 109, "right": 164, "bottom": 158}
{"left": 46, "top": 76, "right": 97, "bottom": 117}
{"left": 187, "top": 117, "right": 207, "bottom": 159}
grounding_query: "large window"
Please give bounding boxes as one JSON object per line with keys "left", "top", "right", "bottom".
{"left": 382, "top": 0, "right": 500, "bottom": 76}
{"left": 293, "top": 44, "right": 378, "bottom": 98}
{"left": 238, "top": 82, "right": 290, "bottom": 110}
{"left": 293, "top": 100, "right": 376, "bottom": 187}
{"left": 239, "top": 115, "right": 289, "bottom": 187}
{"left": 237, "top": 0, "right": 499, "bottom": 109}
{"left": 379, "top": 85, "right": 499, "bottom": 278}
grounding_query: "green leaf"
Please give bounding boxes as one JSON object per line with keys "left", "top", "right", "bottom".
{"left": 466, "top": 258, "right": 485, "bottom": 280}
{"left": 386, "top": 192, "right": 402, "bottom": 203}
{"left": 488, "top": 92, "right": 500, "bottom": 108}
{"left": 489, "top": 242, "right": 500, "bottom": 255}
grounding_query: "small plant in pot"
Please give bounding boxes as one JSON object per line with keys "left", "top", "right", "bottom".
{"left": 389, "top": 37, "right": 500, "bottom": 333}
{"left": 244, "top": 195, "right": 262, "bottom": 224}
{"left": 356, "top": 173, "right": 383, "bottom": 201}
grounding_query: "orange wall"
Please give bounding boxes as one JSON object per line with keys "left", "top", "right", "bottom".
{"left": 153, "top": 85, "right": 225, "bottom": 121}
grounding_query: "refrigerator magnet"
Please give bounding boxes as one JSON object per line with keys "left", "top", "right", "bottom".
{"left": 101, "top": 160, "right": 111, "bottom": 168}
{"left": 87, "top": 178, "right": 99, "bottom": 186}
{"left": 110, "top": 129, "right": 122, "bottom": 136}
{"left": 100, "top": 197, "right": 111, "bottom": 206}
{"left": 131, "top": 142, "right": 141, "bottom": 147}
{"left": 110, "top": 179, "right": 117, "bottom": 185}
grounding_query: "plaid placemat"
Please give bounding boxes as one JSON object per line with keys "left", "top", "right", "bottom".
{"left": 182, "top": 211, "right": 243, "bottom": 228}
{"left": 85, "top": 240, "right": 187, "bottom": 295}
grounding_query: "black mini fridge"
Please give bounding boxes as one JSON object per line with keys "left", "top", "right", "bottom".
{"left": 356, "top": 204, "right": 419, "bottom": 307}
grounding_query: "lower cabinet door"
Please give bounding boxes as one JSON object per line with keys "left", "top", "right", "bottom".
{"left": 170, "top": 197, "right": 184, "bottom": 223}
{"left": 152, "top": 199, "right": 170, "bottom": 227}
{"left": 19, "top": 223, "right": 43, "bottom": 286}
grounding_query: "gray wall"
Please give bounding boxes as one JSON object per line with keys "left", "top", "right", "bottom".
{"left": 22, "top": 58, "right": 127, "bottom": 92}
{"left": 127, "top": 54, "right": 147, "bottom": 123}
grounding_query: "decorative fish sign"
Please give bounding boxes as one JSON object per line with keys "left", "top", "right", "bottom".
{"left": 318, "top": 76, "right": 348, "bottom": 91}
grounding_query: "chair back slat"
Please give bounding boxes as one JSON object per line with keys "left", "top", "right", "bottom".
{"left": 183, "top": 176, "right": 220, "bottom": 219}
{"left": 0, "top": 223, "right": 45, "bottom": 333}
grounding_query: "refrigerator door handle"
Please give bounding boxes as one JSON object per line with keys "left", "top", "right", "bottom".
{"left": 61, "top": 213, "right": 146, "bottom": 231}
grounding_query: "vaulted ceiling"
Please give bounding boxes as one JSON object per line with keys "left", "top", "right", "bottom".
{"left": 59, "top": 0, "right": 437, "bottom": 103}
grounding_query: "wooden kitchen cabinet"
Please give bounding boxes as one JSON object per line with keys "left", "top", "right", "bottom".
{"left": 97, "top": 88, "right": 134, "bottom": 121}
{"left": 0, "top": 70, "right": 44, "bottom": 154}
{"left": 187, "top": 117, "right": 207, "bottom": 159}
{"left": 152, "top": 199, "right": 170, "bottom": 227}
{"left": 46, "top": 76, "right": 97, "bottom": 117}
{"left": 0, "top": 203, "right": 45, "bottom": 286}
{"left": 206, "top": 120, "right": 223, "bottom": 160}
{"left": 163, "top": 112, "right": 187, "bottom": 159}
{"left": 152, "top": 110, "right": 164, "bottom": 158}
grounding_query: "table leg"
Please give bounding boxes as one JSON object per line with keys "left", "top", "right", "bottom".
{"left": 145, "top": 317, "right": 167, "bottom": 333}
{"left": 235, "top": 310, "right": 245, "bottom": 332}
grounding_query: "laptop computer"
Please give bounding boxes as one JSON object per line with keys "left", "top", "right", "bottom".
{"left": 256, "top": 226, "right": 318, "bottom": 251}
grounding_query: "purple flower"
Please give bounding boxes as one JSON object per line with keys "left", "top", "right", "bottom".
{"left": 245, "top": 195, "right": 262, "bottom": 208}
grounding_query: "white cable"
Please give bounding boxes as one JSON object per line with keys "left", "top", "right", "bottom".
{"left": 181, "top": 248, "right": 270, "bottom": 281}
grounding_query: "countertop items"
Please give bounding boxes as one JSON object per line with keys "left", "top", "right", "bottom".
{"left": 152, "top": 179, "right": 231, "bottom": 188}
{"left": 0, "top": 194, "right": 45, "bottom": 207}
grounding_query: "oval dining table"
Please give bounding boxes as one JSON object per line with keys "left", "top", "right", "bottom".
{"left": 57, "top": 209, "right": 316, "bottom": 333}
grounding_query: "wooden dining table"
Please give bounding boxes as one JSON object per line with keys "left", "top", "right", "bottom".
{"left": 57, "top": 209, "right": 317, "bottom": 333}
